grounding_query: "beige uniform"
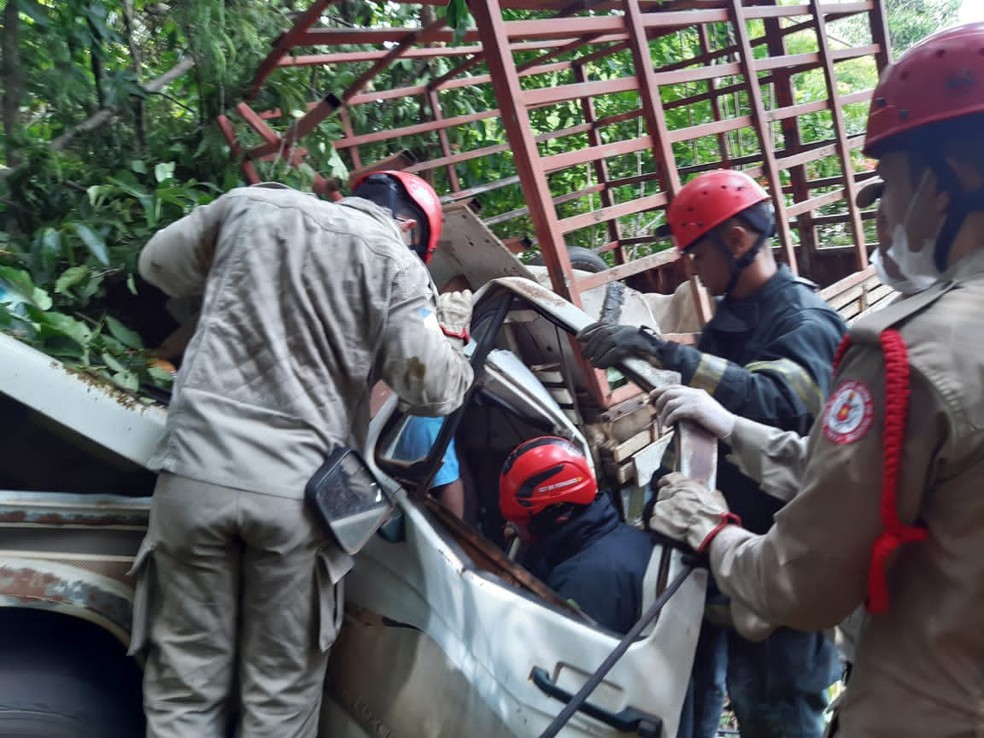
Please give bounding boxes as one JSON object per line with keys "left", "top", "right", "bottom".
{"left": 131, "top": 186, "right": 473, "bottom": 738}
{"left": 709, "top": 248, "right": 984, "bottom": 737}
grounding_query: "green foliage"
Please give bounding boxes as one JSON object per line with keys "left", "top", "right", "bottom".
{"left": 885, "top": 0, "right": 961, "bottom": 53}
{"left": 0, "top": 0, "right": 961, "bottom": 396}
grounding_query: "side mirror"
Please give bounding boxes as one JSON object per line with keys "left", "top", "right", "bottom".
{"left": 305, "top": 447, "right": 396, "bottom": 555}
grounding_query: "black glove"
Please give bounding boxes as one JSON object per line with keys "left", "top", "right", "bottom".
{"left": 576, "top": 322, "right": 665, "bottom": 368}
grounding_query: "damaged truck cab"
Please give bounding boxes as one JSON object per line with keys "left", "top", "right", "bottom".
{"left": 0, "top": 273, "right": 712, "bottom": 737}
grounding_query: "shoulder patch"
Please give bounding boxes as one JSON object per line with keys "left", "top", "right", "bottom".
{"left": 418, "top": 306, "right": 442, "bottom": 334}
{"left": 822, "top": 380, "right": 874, "bottom": 445}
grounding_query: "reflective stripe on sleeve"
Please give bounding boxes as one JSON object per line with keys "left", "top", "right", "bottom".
{"left": 691, "top": 353, "right": 730, "bottom": 394}
{"left": 745, "top": 358, "right": 824, "bottom": 416}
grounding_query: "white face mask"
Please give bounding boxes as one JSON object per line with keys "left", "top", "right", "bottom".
{"left": 871, "top": 225, "right": 939, "bottom": 295}
{"left": 871, "top": 172, "right": 943, "bottom": 295}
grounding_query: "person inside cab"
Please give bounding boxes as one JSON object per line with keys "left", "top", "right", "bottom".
{"left": 498, "top": 436, "right": 653, "bottom": 635}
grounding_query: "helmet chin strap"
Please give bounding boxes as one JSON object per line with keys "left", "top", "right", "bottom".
{"left": 926, "top": 158, "right": 984, "bottom": 272}
{"left": 715, "top": 231, "right": 768, "bottom": 298}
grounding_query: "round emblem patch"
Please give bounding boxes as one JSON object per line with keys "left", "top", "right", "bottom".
{"left": 823, "top": 380, "right": 874, "bottom": 445}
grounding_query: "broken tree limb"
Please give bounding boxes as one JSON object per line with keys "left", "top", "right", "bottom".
{"left": 0, "top": 57, "right": 196, "bottom": 180}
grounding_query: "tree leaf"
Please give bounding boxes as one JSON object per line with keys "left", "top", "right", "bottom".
{"left": 154, "top": 161, "right": 176, "bottom": 183}
{"left": 105, "top": 315, "right": 144, "bottom": 349}
{"left": 33, "top": 309, "right": 93, "bottom": 347}
{"left": 72, "top": 223, "right": 110, "bottom": 266}
{"left": 131, "top": 160, "right": 148, "bottom": 174}
{"left": 0, "top": 266, "right": 53, "bottom": 310}
{"left": 55, "top": 265, "right": 91, "bottom": 295}
{"left": 101, "top": 351, "right": 127, "bottom": 374}
{"left": 112, "top": 370, "right": 140, "bottom": 392}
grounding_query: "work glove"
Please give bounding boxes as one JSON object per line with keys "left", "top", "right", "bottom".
{"left": 650, "top": 472, "right": 741, "bottom": 553}
{"left": 576, "top": 322, "right": 664, "bottom": 369}
{"left": 653, "top": 385, "right": 736, "bottom": 441}
{"left": 437, "top": 289, "right": 473, "bottom": 343}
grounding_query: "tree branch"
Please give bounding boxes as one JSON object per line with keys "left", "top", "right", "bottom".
{"left": 0, "top": 57, "right": 196, "bottom": 179}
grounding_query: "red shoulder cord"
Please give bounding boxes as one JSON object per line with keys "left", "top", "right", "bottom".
{"left": 834, "top": 330, "right": 927, "bottom": 614}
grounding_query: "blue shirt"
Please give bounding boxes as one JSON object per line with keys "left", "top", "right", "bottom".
{"left": 393, "top": 415, "right": 460, "bottom": 487}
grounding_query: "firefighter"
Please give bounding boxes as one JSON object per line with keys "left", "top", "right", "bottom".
{"left": 650, "top": 23, "right": 984, "bottom": 737}
{"left": 577, "top": 169, "right": 847, "bottom": 738}
{"left": 499, "top": 436, "right": 653, "bottom": 635}
{"left": 132, "top": 171, "right": 473, "bottom": 738}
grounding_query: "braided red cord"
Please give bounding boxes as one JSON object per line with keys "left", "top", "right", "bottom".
{"left": 867, "top": 329, "right": 927, "bottom": 614}
{"left": 830, "top": 330, "right": 927, "bottom": 614}
{"left": 832, "top": 333, "right": 853, "bottom": 373}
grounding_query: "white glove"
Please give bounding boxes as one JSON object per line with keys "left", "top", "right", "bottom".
{"left": 653, "top": 385, "right": 736, "bottom": 441}
{"left": 650, "top": 472, "right": 741, "bottom": 552}
{"left": 436, "top": 289, "right": 472, "bottom": 342}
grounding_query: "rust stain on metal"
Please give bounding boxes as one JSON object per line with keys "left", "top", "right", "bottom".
{"left": 0, "top": 563, "right": 132, "bottom": 632}
{"left": 505, "top": 279, "right": 570, "bottom": 310}
{"left": 0, "top": 508, "right": 148, "bottom": 527}
{"left": 60, "top": 363, "right": 157, "bottom": 412}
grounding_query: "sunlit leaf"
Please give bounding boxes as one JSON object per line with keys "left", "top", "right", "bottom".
{"left": 112, "top": 370, "right": 140, "bottom": 391}
{"left": 55, "top": 266, "right": 91, "bottom": 295}
{"left": 72, "top": 223, "right": 110, "bottom": 266}
{"left": 33, "top": 309, "right": 93, "bottom": 347}
{"left": 154, "top": 162, "right": 176, "bottom": 183}
{"left": 105, "top": 315, "right": 144, "bottom": 349}
{"left": 0, "top": 267, "right": 53, "bottom": 310}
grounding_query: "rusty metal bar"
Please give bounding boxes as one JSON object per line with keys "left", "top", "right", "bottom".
{"left": 248, "top": 93, "right": 341, "bottom": 160}
{"left": 786, "top": 189, "right": 846, "bottom": 218}
{"left": 624, "top": 0, "right": 681, "bottom": 197}
{"left": 559, "top": 191, "right": 669, "bottom": 235}
{"left": 522, "top": 76, "right": 639, "bottom": 107}
{"left": 471, "top": 0, "right": 614, "bottom": 407}
{"left": 246, "top": 0, "right": 334, "bottom": 99}
{"left": 869, "top": 0, "right": 893, "bottom": 69}
{"left": 574, "top": 63, "right": 624, "bottom": 261}
{"left": 428, "top": 91, "right": 461, "bottom": 191}
{"left": 542, "top": 135, "right": 651, "bottom": 175}
{"left": 216, "top": 114, "right": 260, "bottom": 184}
{"left": 277, "top": 40, "right": 579, "bottom": 67}
{"left": 470, "top": 0, "right": 580, "bottom": 304}
{"left": 575, "top": 249, "right": 680, "bottom": 291}
{"left": 341, "top": 19, "right": 449, "bottom": 104}
{"left": 699, "top": 24, "right": 732, "bottom": 168}
{"left": 818, "top": 264, "right": 877, "bottom": 302}
{"left": 764, "top": 15, "right": 814, "bottom": 275}
{"left": 726, "top": 0, "right": 798, "bottom": 274}
{"left": 744, "top": 1, "right": 873, "bottom": 20}
{"left": 667, "top": 115, "right": 753, "bottom": 144}
{"left": 774, "top": 136, "right": 865, "bottom": 171}
{"left": 235, "top": 102, "right": 280, "bottom": 147}
{"left": 810, "top": 0, "right": 867, "bottom": 269}
{"left": 334, "top": 109, "right": 498, "bottom": 150}
{"left": 337, "top": 107, "right": 362, "bottom": 172}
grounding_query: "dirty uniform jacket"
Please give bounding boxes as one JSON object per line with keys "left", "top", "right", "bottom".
{"left": 660, "top": 265, "right": 847, "bottom": 532}
{"left": 139, "top": 186, "right": 474, "bottom": 500}
{"left": 523, "top": 496, "right": 653, "bottom": 634}
{"left": 708, "top": 248, "right": 984, "bottom": 737}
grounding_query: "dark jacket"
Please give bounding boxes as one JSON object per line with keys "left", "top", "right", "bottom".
{"left": 661, "top": 266, "right": 847, "bottom": 533}
{"left": 524, "top": 496, "right": 653, "bottom": 634}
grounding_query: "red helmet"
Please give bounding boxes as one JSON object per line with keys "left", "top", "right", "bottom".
{"left": 499, "top": 436, "right": 597, "bottom": 526}
{"left": 350, "top": 170, "right": 444, "bottom": 262}
{"left": 667, "top": 170, "right": 771, "bottom": 252}
{"left": 864, "top": 23, "right": 984, "bottom": 156}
